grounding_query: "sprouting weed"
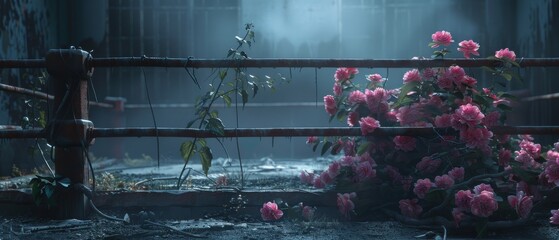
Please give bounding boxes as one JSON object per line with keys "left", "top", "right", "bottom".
{"left": 224, "top": 194, "right": 248, "bottom": 213}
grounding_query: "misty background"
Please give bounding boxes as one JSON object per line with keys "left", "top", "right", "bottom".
{"left": 0, "top": 0, "right": 558, "bottom": 172}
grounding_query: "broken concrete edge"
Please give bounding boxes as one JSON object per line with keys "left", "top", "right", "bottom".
{"left": 0, "top": 189, "right": 337, "bottom": 207}
{"left": 0, "top": 189, "right": 350, "bottom": 221}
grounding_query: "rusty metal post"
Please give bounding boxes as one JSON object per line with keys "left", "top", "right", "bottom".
{"left": 105, "top": 97, "right": 127, "bottom": 159}
{"left": 45, "top": 48, "right": 94, "bottom": 219}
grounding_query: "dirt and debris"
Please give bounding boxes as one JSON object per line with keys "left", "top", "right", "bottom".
{"left": 2, "top": 214, "right": 559, "bottom": 240}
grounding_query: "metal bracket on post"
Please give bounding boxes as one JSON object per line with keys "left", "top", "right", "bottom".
{"left": 45, "top": 48, "right": 94, "bottom": 219}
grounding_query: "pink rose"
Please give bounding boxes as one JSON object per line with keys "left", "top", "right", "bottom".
{"left": 359, "top": 116, "right": 380, "bottom": 136}
{"left": 515, "top": 149, "right": 535, "bottom": 167}
{"left": 434, "top": 114, "right": 453, "bottom": 128}
{"left": 457, "top": 40, "right": 480, "bottom": 59}
{"left": 300, "top": 171, "right": 315, "bottom": 185}
{"left": 324, "top": 95, "right": 337, "bottom": 116}
{"left": 495, "top": 48, "right": 516, "bottom": 61}
{"left": 260, "top": 202, "right": 284, "bottom": 221}
{"left": 343, "top": 139, "right": 355, "bottom": 156}
{"left": 306, "top": 136, "right": 319, "bottom": 144}
{"left": 399, "top": 199, "right": 423, "bottom": 218}
{"left": 459, "top": 127, "right": 493, "bottom": 149}
{"left": 334, "top": 67, "right": 359, "bottom": 82}
{"left": 551, "top": 209, "right": 559, "bottom": 225}
{"left": 434, "top": 174, "right": 455, "bottom": 189}
{"left": 403, "top": 69, "right": 421, "bottom": 83}
{"left": 473, "top": 183, "right": 494, "bottom": 195}
{"left": 328, "top": 161, "right": 342, "bottom": 178}
{"left": 446, "top": 66, "right": 466, "bottom": 84}
{"left": 507, "top": 191, "right": 533, "bottom": 219}
{"left": 436, "top": 75, "right": 453, "bottom": 90}
{"left": 333, "top": 83, "right": 343, "bottom": 96}
{"left": 365, "top": 88, "right": 390, "bottom": 114}
{"left": 337, "top": 192, "right": 357, "bottom": 218}
{"left": 431, "top": 30, "right": 454, "bottom": 48}
{"left": 366, "top": 74, "right": 384, "bottom": 85}
{"left": 302, "top": 206, "right": 315, "bottom": 221}
{"left": 462, "top": 75, "right": 477, "bottom": 88}
{"left": 319, "top": 171, "right": 334, "bottom": 185}
{"left": 498, "top": 148, "right": 512, "bottom": 166}
{"left": 422, "top": 68, "right": 436, "bottom": 79}
{"left": 413, "top": 178, "right": 432, "bottom": 199}
{"left": 348, "top": 90, "right": 366, "bottom": 105}
{"left": 452, "top": 208, "right": 466, "bottom": 227}
{"left": 396, "top": 105, "right": 423, "bottom": 126}
{"left": 448, "top": 167, "right": 465, "bottom": 182}
{"left": 470, "top": 190, "right": 498, "bottom": 218}
{"left": 394, "top": 136, "right": 417, "bottom": 152}
{"left": 455, "top": 190, "right": 473, "bottom": 211}
{"left": 347, "top": 111, "right": 359, "bottom": 127}
{"left": 416, "top": 156, "right": 442, "bottom": 174}
{"left": 483, "top": 111, "right": 501, "bottom": 126}
{"left": 355, "top": 161, "right": 376, "bottom": 182}
{"left": 454, "top": 103, "right": 484, "bottom": 127}
{"left": 544, "top": 158, "right": 559, "bottom": 186}
{"left": 313, "top": 177, "right": 326, "bottom": 189}
{"left": 519, "top": 140, "right": 541, "bottom": 159}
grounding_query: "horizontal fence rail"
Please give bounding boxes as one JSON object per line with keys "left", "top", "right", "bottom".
{"left": 2, "top": 126, "right": 559, "bottom": 139}
{"left": 2, "top": 58, "right": 559, "bottom": 69}
{"left": 0, "top": 83, "right": 112, "bottom": 108}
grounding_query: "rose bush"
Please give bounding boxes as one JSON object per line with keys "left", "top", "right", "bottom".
{"left": 303, "top": 30, "right": 559, "bottom": 232}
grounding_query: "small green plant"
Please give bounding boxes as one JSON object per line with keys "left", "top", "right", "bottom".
{"left": 29, "top": 175, "right": 71, "bottom": 208}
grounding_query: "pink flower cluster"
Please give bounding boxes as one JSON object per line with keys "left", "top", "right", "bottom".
{"left": 454, "top": 183, "right": 499, "bottom": 221}
{"left": 260, "top": 201, "right": 284, "bottom": 221}
{"left": 399, "top": 198, "right": 423, "bottom": 218}
{"left": 507, "top": 191, "right": 533, "bottom": 219}
{"left": 551, "top": 209, "right": 559, "bottom": 225}
{"left": 337, "top": 192, "right": 357, "bottom": 218}
{"left": 334, "top": 67, "right": 359, "bottom": 82}
{"left": 495, "top": 48, "right": 516, "bottom": 61}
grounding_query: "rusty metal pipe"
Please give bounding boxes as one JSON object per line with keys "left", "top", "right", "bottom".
{"left": 3, "top": 126, "right": 559, "bottom": 139}
{"left": 3, "top": 58, "right": 559, "bottom": 69}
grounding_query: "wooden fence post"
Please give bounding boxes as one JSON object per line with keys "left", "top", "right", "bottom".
{"left": 105, "top": 97, "right": 126, "bottom": 160}
{"left": 45, "top": 48, "right": 94, "bottom": 219}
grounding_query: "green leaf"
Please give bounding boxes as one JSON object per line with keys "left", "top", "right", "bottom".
{"left": 223, "top": 94, "right": 232, "bottom": 107}
{"left": 207, "top": 118, "right": 225, "bottom": 136}
{"left": 210, "top": 110, "right": 219, "bottom": 119}
{"left": 199, "top": 146, "right": 213, "bottom": 176}
{"left": 498, "top": 93, "right": 519, "bottom": 101}
{"left": 44, "top": 185, "right": 54, "bottom": 199}
{"left": 331, "top": 141, "right": 343, "bottom": 155}
{"left": 357, "top": 142, "right": 371, "bottom": 155}
{"left": 241, "top": 89, "right": 249, "bottom": 107}
{"left": 312, "top": 142, "right": 320, "bottom": 152}
{"left": 250, "top": 82, "right": 259, "bottom": 98}
{"left": 321, "top": 141, "right": 332, "bottom": 156}
{"left": 481, "top": 66, "right": 497, "bottom": 74}
{"left": 227, "top": 49, "right": 235, "bottom": 58}
{"left": 219, "top": 69, "right": 228, "bottom": 80}
{"left": 198, "top": 138, "right": 207, "bottom": 147}
{"left": 500, "top": 72, "right": 512, "bottom": 81}
{"left": 180, "top": 141, "right": 197, "bottom": 164}
{"left": 394, "top": 81, "right": 420, "bottom": 108}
